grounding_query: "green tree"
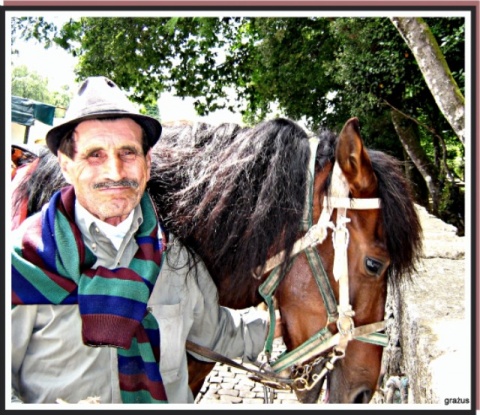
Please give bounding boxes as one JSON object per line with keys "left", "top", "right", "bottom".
{"left": 12, "top": 65, "right": 51, "bottom": 102}
{"left": 10, "top": 17, "right": 340, "bottom": 123}
{"left": 325, "top": 17, "right": 464, "bottom": 231}
{"left": 11, "top": 64, "right": 73, "bottom": 117}
{"left": 11, "top": 15, "right": 465, "bottom": 233}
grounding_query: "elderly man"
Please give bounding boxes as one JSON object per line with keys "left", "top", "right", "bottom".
{"left": 11, "top": 76, "right": 274, "bottom": 404}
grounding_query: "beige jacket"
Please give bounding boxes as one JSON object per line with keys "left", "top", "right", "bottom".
{"left": 11, "top": 202, "right": 268, "bottom": 404}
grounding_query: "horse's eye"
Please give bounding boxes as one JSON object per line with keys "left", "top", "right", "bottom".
{"left": 365, "top": 257, "right": 384, "bottom": 276}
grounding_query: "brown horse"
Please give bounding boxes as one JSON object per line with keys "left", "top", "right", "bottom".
{"left": 11, "top": 117, "right": 422, "bottom": 403}
{"left": 148, "top": 117, "right": 423, "bottom": 403}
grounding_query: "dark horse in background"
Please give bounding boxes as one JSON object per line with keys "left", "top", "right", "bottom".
{"left": 11, "top": 117, "right": 422, "bottom": 404}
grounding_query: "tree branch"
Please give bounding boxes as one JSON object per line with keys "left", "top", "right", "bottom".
{"left": 390, "top": 17, "right": 465, "bottom": 146}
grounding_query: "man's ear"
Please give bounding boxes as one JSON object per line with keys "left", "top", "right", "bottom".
{"left": 57, "top": 151, "right": 72, "bottom": 184}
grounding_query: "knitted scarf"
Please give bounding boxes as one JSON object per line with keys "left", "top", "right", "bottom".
{"left": 12, "top": 186, "right": 168, "bottom": 403}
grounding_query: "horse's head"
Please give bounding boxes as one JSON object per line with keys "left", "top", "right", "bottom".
{"left": 274, "top": 117, "right": 422, "bottom": 403}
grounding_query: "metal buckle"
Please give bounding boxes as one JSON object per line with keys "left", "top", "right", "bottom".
{"left": 337, "top": 314, "right": 355, "bottom": 336}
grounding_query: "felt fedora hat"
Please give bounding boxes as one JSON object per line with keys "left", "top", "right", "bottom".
{"left": 46, "top": 76, "right": 162, "bottom": 155}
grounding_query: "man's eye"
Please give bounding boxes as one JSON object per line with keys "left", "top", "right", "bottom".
{"left": 119, "top": 149, "right": 138, "bottom": 160}
{"left": 85, "top": 151, "right": 107, "bottom": 164}
{"left": 87, "top": 151, "right": 104, "bottom": 160}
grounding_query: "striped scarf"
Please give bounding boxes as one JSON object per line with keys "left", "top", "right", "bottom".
{"left": 12, "top": 186, "right": 168, "bottom": 403}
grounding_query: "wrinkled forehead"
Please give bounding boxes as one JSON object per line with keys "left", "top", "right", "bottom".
{"left": 73, "top": 118, "right": 144, "bottom": 147}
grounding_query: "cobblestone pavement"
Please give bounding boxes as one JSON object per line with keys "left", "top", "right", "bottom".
{"left": 193, "top": 337, "right": 388, "bottom": 405}
{"left": 194, "top": 338, "right": 301, "bottom": 405}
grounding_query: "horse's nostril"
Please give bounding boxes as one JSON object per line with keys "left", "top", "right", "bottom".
{"left": 353, "top": 388, "right": 373, "bottom": 403}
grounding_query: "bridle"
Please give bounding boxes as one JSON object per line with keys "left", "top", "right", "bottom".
{"left": 255, "top": 136, "right": 388, "bottom": 393}
{"left": 185, "top": 137, "right": 389, "bottom": 399}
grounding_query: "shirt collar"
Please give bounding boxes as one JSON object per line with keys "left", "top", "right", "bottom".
{"left": 75, "top": 199, "right": 144, "bottom": 249}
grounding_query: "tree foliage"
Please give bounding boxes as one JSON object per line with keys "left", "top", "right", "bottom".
{"left": 10, "top": 15, "right": 466, "bottom": 233}
{"left": 11, "top": 65, "right": 73, "bottom": 116}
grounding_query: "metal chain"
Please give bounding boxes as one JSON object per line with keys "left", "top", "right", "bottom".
{"left": 291, "top": 355, "right": 327, "bottom": 391}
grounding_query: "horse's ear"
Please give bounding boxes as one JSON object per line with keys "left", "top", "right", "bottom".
{"left": 335, "top": 117, "right": 377, "bottom": 196}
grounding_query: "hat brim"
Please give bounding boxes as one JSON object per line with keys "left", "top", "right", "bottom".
{"left": 46, "top": 111, "right": 162, "bottom": 155}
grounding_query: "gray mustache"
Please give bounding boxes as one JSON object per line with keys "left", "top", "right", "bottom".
{"left": 93, "top": 180, "right": 139, "bottom": 190}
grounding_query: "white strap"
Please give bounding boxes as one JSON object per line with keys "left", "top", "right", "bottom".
{"left": 330, "top": 162, "right": 350, "bottom": 198}
{"left": 324, "top": 196, "right": 381, "bottom": 210}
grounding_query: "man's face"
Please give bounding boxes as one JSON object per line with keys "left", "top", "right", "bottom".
{"left": 58, "top": 118, "right": 151, "bottom": 226}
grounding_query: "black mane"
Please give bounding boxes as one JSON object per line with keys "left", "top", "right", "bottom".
{"left": 368, "top": 149, "right": 423, "bottom": 283}
{"left": 148, "top": 119, "right": 313, "bottom": 289}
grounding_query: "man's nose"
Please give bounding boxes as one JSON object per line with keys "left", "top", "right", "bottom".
{"left": 104, "top": 155, "right": 125, "bottom": 180}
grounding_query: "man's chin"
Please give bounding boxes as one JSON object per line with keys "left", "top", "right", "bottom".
{"left": 95, "top": 204, "right": 136, "bottom": 225}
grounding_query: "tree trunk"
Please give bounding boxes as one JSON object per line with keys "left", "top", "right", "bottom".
{"left": 390, "top": 109, "right": 441, "bottom": 214}
{"left": 390, "top": 17, "right": 465, "bottom": 146}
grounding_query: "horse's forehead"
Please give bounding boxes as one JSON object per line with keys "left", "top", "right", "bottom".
{"left": 349, "top": 208, "right": 384, "bottom": 235}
